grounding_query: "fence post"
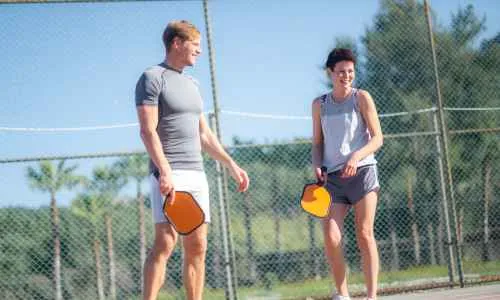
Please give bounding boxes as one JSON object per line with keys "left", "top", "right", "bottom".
{"left": 202, "top": 0, "right": 239, "bottom": 297}
{"left": 432, "top": 113, "right": 456, "bottom": 282}
{"left": 209, "top": 113, "right": 238, "bottom": 300}
{"left": 424, "top": 0, "right": 464, "bottom": 287}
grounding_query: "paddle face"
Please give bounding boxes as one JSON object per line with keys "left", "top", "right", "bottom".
{"left": 163, "top": 191, "right": 205, "bottom": 235}
{"left": 300, "top": 183, "right": 331, "bottom": 218}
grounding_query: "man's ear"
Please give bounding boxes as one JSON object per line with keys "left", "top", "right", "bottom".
{"left": 171, "top": 36, "right": 182, "bottom": 50}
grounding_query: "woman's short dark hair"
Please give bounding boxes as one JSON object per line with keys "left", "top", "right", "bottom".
{"left": 325, "top": 48, "right": 356, "bottom": 71}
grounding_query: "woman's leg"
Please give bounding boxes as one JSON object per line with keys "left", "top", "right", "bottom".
{"left": 353, "top": 192, "right": 379, "bottom": 299}
{"left": 323, "top": 203, "right": 351, "bottom": 297}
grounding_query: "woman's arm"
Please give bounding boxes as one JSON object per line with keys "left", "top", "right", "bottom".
{"left": 341, "top": 90, "right": 383, "bottom": 177}
{"left": 312, "top": 98, "right": 324, "bottom": 181}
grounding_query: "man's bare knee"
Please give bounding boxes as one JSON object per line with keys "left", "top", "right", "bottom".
{"left": 184, "top": 237, "right": 207, "bottom": 257}
{"left": 151, "top": 223, "right": 178, "bottom": 261}
{"left": 183, "top": 226, "right": 208, "bottom": 258}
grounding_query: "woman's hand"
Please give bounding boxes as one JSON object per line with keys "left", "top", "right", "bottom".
{"left": 341, "top": 152, "right": 360, "bottom": 177}
{"left": 314, "top": 167, "right": 327, "bottom": 184}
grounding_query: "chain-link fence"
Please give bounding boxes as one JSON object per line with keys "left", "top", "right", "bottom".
{"left": 2, "top": 127, "right": 498, "bottom": 300}
{"left": 1, "top": 0, "right": 499, "bottom": 299}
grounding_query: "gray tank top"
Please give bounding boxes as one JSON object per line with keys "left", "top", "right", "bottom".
{"left": 320, "top": 88, "right": 377, "bottom": 172}
{"left": 135, "top": 63, "right": 204, "bottom": 173}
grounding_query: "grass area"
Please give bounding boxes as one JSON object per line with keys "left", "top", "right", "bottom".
{"left": 152, "top": 261, "right": 499, "bottom": 300}
{"left": 229, "top": 213, "right": 324, "bottom": 253}
{"left": 378, "top": 265, "right": 449, "bottom": 283}
{"left": 463, "top": 259, "right": 500, "bottom": 276}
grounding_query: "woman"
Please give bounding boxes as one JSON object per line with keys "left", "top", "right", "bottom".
{"left": 312, "top": 48, "right": 383, "bottom": 300}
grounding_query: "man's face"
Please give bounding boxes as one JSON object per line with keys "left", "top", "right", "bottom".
{"left": 331, "top": 60, "right": 355, "bottom": 89}
{"left": 179, "top": 37, "right": 202, "bottom": 66}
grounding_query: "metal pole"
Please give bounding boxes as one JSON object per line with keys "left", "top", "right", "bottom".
{"left": 203, "top": 0, "right": 239, "bottom": 297}
{"left": 209, "top": 113, "right": 236, "bottom": 300}
{"left": 432, "top": 113, "right": 456, "bottom": 282}
{"left": 222, "top": 162, "right": 240, "bottom": 292}
{"left": 202, "top": 0, "right": 222, "bottom": 139}
{"left": 202, "top": 0, "right": 239, "bottom": 298}
{"left": 424, "top": 0, "right": 464, "bottom": 287}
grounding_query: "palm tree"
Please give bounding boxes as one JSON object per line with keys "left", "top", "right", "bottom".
{"left": 26, "top": 160, "right": 83, "bottom": 300}
{"left": 115, "top": 154, "right": 149, "bottom": 292}
{"left": 90, "top": 165, "right": 127, "bottom": 300}
{"left": 71, "top": 165, "right": 126, "bottom": 300}
{"left": 72, "top": 192, "right": 107, "bottom": 300}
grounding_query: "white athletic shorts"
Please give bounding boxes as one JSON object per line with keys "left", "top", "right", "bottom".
{"left": 150, "top": 169, "right": 210, "bottom": 224}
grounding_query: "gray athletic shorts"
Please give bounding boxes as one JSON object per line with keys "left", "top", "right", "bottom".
{"left": 326, "top": 164, "right": 380, "bottom": 205}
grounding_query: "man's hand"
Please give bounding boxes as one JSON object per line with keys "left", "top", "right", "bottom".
{"left": 228, "top": 162, "right": 250, "bottom": 192}
{"left": 159, "top": 171, "right": 176, "bottom": 205}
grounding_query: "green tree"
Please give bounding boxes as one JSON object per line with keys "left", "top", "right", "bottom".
{"left": 71, "top": 164, "right": 126, "bottom": 300}
{"left": 72, "top": 192, "right": 107, "bottom": 300}
{"left": 26, "top": 160, "right": 83, "bottom": 300}
{"left": 90, "top": 165, "right": 127, "bottom": 300}
{"left": 340, "top": 0, "right": 436, "bottom": 268}
{"left": 477, "top": 34, "right": 500, "bottom": 261}
{"left": 115, "top": 153, "right": 149, "bottom": 291}
{"left": 435, "top": 5, "right": 499, "bottom": 266}
{"left": 358, "top": 0, "right": 499, "bottom": 271}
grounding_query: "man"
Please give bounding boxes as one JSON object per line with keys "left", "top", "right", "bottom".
{"left": 135, "top": 20, "right": 249, "bottom": 300}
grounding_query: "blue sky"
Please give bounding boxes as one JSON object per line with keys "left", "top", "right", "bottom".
{"left": 1, "top": 0, "right": 499, "bottom": 207}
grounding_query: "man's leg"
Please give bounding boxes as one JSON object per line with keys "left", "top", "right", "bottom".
{"left": 182, "top": 224, "right": 208, "bottom": 300}
{"left": 353, "top": 192, "right": 379, "bottom": 299}
{"left": 143, "top": 223, "right": 178, "bottom": 300}
{"left": 323, "top": 203, "right": 351, "bottom": 297}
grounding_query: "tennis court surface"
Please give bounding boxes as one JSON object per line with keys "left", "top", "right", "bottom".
{"left": 377, "top": 283, "right": 500, "bottom": 299}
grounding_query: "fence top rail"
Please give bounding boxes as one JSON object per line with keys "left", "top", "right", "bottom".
{"left": 1, "top": 126, "right": 498, "bottom": 164}
{"left": 1, "top": 106, "right": 499, "bottom": 133}
{"left": 0, "top": 0, "right": 198, "bottom": 5}
{"left": 0, "top": 150, "right": 145, "bottom": 164}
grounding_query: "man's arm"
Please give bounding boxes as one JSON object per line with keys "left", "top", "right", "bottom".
{"left": 137, "top": 105, "right": 174, "bottom": 199}
{"left": 199, "top": 113, "right": 249, "bottom": 192}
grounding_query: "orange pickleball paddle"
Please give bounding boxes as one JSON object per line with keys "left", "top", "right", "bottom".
{"left": 163, "top": 191, "right": 205, "bottom": 235}
{"left": 300, "top": 167, "right": 332, "bottom": 218}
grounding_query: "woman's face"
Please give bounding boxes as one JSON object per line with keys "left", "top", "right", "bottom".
{"left": 330, "top": 60, "right": 355, "bottom": 89}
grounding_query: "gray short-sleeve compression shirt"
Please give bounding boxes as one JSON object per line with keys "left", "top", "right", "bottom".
{"left": 136, "top": 63, "right": 204, "bottom": 173}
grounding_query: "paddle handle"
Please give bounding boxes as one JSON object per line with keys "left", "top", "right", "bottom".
{"left": 153, "top": 170, "right": 173, "bottom": 201}
{"left": 318, "top": 166, "right": 327, "bottom": 185}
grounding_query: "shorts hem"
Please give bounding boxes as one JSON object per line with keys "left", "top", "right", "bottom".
{"left": 351, "top": 185, "right": 380, "bottom": 205}
{"left": 331, "top": 199, "right": 351, "bottom": 205}
{"left": 153, "top": 219, "right": 212, "bottom": 225}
